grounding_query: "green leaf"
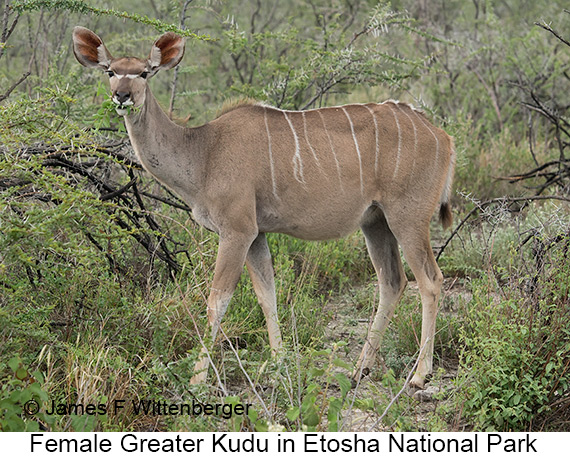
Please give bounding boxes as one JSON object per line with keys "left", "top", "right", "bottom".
{"left": 335, "top": 373, "right": 352, "bottom": 398}
{"left": 305, "top": 383, "right": 321, "bottom": 396}
{"left": 327, "top": 397, "right": 343, "bottom": 429}
{"left": 32, "top": 371, "right": 44, "bottom": 384}
{"left": 254, "top": 420, "right": 268, "bottom": 432}
{"left": 309, "top": 367, "right": 325, "bottom": 377}
{"left": 286, "top": 406, "right": 300, "bottom": 422}
{"left": 333, "top": 357, "right": 353, "bottom": 370}
{"left": 16, "top": 367, "right": 28, "bottom": 380}
{"left": 223, "top": 396, "right": 240, "bottom": 405}
{"left": 354, "top": 398, "right": 375, "bottom": 411}
{"left": 8, "top": 357, "right": 21, "bottom": 373}
{"left": 248, "top": 408, "right": 258, "bottom": 423}
{"left": 302, "top": 403, "right": 320, "bottom": 427}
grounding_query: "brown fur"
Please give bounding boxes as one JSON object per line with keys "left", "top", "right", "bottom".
{"left": 217, "top": 97, "right": 260, "bottom": 117}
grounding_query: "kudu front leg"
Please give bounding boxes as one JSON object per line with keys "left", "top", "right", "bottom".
{"left": 190, "top": 232, "right": 256, "bottom": 385}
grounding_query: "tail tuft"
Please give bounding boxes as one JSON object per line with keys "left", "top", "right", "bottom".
{"left": 439, "top": 202, "right": 453, "bottom": 230}
{"left": 439, "top": 139, "right": 455, "bottom": 230}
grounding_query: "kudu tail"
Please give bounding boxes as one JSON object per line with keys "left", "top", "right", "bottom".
{"left": 438, "top": 145, "right": 456, "bottom": 230}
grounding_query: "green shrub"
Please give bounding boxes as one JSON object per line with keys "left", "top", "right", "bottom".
{"left": 455, "top": 237, "right": 570, "bottom": 430}
{"left": 0, "top": 357, "right": 53, "bottom": 431}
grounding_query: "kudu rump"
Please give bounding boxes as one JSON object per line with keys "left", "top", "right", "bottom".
{"left": 72, "top": 27, "right": 455, "bottom": 389}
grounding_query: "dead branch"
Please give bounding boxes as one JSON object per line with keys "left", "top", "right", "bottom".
{"left": 496, "top": 158, "right": 570, "bottom": 183}
{"left": 99, "top": 178, "right": 137, "bottom": 201}
{"left": 436, "top": 195, "right": 570, "bottom": 261}
{"left": 139, "top": 190, "right": 192, "bottom": 212}
{"left": 0, "top": 71, "right": 30, "bottom": 102}
{"left": 535, "top": 20, "right": 570, "bottom": 48}
{"left": 4, "top": 140, "right": 193, "bottom": 278}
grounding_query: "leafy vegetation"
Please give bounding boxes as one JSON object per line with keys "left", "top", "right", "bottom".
{"left": 1, "top": 0, "right": 569, "bottom": 432}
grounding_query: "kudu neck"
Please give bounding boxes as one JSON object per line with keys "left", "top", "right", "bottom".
{"left": 125, "top": 86, "right": 182, "bottom": 134}
{"left": 122, "top": 85, "right": 206, "bottom": 204}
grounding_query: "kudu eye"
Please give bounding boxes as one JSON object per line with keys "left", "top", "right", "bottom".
{"left": 140, "top": 71, "right": 149, "bottom": 79}
{"left": 106, "top": 70, "right": 115, "bottom": 78}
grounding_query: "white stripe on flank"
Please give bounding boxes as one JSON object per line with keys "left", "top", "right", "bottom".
{"left": 396, "top": 104, "right": 418, "bottom": 174}
{"left": 283, "top": 111, "right": 305, "bottom": 185}
{"left": 412, "top": 109, "right": 440, "bottom": 164}
{"left": 263, "top": 108, "right": 279, "bottom": 199}
{"left": 364, "top": 105, "right": 380, "bottom": 176}
{"left": 318, "top": 110, "right": 344, "bottom": 193}
{"left": 386, "top": 104, "right": 402, "bottom": 179}
{"left": 302, "top": 112, "right": 322, "bottom": 169}
{"left": 342, "top": 107, "right": 364, "bottom": 195}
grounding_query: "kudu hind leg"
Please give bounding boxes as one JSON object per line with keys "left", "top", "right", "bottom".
{"left": 245, "top": 233, "right": 283, "bottom": 353}
{"left": 190, "top": 232, "right": 256, "bottom": 385}
{"left": 354, "top": 208, "right": 407, "bottom": 381}
{"left": 392, "top": 222, "right": 444, "bottom": 389}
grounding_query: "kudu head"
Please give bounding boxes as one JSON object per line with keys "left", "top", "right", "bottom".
{"left": 72, "top": 27, "right": 185, "bottom": 115}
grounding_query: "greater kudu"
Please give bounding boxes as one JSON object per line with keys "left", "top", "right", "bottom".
{"left": 72, "top": 27, "right": 455, "bottom": 389}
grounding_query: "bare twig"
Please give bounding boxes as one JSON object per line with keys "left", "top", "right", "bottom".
{"left": 527, "top": 112, "right": 539, "bottom": 167}
{"left": 0, "top": 71, "right": 30, "bottom": 102}
{"left": 535, "top": 20, "right": 570, "bottom": 48}
{"left": 139, "top": 190, "right": 192, "bottom": 212}
{"left": 495, "top": 158, "right": 570, "bottom": 183}
{"left": 99, "top": 177, "right": 137, "bottom": 201}
{"left": 436, "top": 195, "right": 570, "bottom": 261}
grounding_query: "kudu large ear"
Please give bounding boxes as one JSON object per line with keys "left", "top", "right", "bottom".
{"left": 147, "top": 32, "right": 185, "bottom": 75}
{"left": 72, "top": 26, "right": 113, "bottom": 70}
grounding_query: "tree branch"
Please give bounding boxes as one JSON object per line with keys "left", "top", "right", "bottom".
{"left": 0, "top": 71, "right": 30, "bottom": 102}
{"left": 99, "top": 178, "right": 137, "bottom": 201}
{"left": 535, "top": 20, "right": 570, "bottom": 48}
{"left": 436, "top": 195, "right": 570, "bottom": 261}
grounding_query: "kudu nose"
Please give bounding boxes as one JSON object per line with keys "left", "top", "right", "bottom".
{"left": 115, "top": 91, "right": 131, "bottom": 105}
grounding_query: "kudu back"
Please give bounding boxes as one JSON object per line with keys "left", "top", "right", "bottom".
{"left": 72, "top": 27, "right": 455, "bottom": 389}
